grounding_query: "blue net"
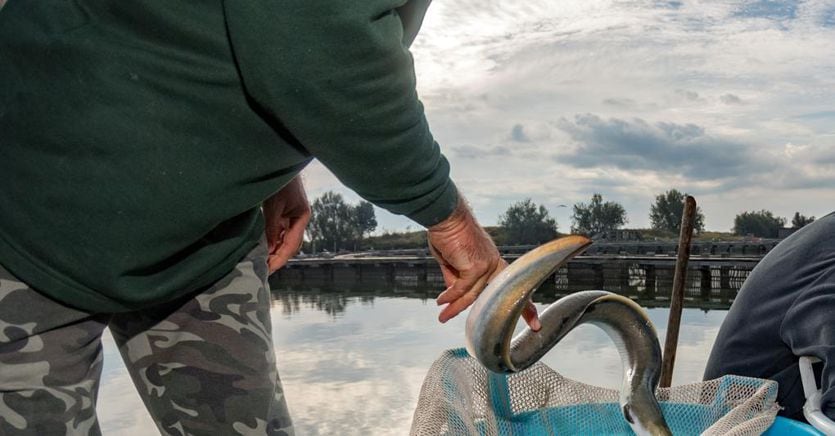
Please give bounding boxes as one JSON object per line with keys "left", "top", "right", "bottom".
{"left": 411, "top": 349, "right": 780, "bottom": 435}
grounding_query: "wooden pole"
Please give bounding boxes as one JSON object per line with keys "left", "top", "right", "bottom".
{"left": 660, "top": 195, "right": 697, "bottom": 388}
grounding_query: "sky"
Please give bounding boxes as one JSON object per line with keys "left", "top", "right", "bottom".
{"left": 301, "top": 0, "right": 835, "bottom": 233}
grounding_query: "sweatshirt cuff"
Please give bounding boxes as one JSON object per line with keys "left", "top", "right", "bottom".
{"left": 405, "top": 180, "right": 459, "bottom": 228}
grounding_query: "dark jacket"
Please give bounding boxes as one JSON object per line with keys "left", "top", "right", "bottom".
{"left": 704, "top": 212, "right": 835, "bottom": 421}
{"left": 0, "top": 0, "right": 456, "bottom": 312}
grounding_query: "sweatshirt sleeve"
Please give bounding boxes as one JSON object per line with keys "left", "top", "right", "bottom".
{"left": 223, "top": 0, "right": 458, "bottom": 227}
{"left": 780, "top": 268, "right": 835, "bottom": 420}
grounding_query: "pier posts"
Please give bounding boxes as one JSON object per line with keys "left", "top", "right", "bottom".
{"left": 619, "top": 264, "right": 630, "bottom": 284}
{"left": 593, "top": 264, "right": 605, "bottom": 289}
{"left": 387, "top": 264, "right": 396, "bottom": 284}
{"left": 275, "top": 248, "right": 761, "bottom": 309}
{"left": 324, "top": 264, "right": 334, "bottom": 283}
{"left": 700, "top": 266, "right": 712, "bottom": 300}
{"left": 720, "top": 266, "right": 731, "bottom": 290}
{"left": 645, "top": 265, "right": 657, "bottom": 296}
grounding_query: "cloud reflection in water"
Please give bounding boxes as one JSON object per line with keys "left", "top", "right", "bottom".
{"left": 96, "top": 290, "right": 725, "bottom": 435}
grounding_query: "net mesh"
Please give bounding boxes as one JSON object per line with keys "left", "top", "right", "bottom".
{"left": 411, "top": 349, "right": 779, "bottom": 436}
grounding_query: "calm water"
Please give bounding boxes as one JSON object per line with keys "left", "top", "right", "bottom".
{"left": 97, "top": 288, "right": 727, "bottom": 435}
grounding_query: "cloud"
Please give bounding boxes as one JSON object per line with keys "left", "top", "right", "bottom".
{"left": 720, "top": 93, "right": 744, "bottom": 104}
{"left": 825, "top": 8, "right": 835, "bottom": 27}
{"left": 316, "top": 0, "right": 835, "bottom": 231}
{"left": 675, "top": 89, "right": 701, "bottom": 102}
{"left": 734, "top": 0, "right": 800, "bottom": 21}
{"left": 510, "top": 123, "right": 530, "bottom": 142}
{"left": 654, "top": 1, "right": 683, "bottom": 10}
{"left": 554, "top": 114, "right": 767, "bottom": 180}
{"left": 603, "top": 98, "right": 637, "bottom": 108}
{"left": 772, "top": 143, "right": 835, "bottom": 188}
{"left": 452, "top": 144, "right": 511, "bottom": 159}
{"left": 794, "top": 110, "right": 835, "bottom": 120}
{"left": 821, "top": 152, "right": 835, "bottom": 166}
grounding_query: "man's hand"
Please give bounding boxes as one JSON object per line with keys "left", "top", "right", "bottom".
{"left": 263, "top": 176, "right": 311, "bottom": 273}
{"left": 427, "top": 196, "right": 540, "bottom": 330}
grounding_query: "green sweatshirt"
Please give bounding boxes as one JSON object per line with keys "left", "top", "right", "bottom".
{"left": 0, "top": 0, "right": 457, "bottom": 313}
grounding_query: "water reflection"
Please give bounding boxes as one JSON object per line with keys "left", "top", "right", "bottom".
{"left": 270, "top": 282, "right": 725, "bottom": 319}
{"left": 97, "top": 288, "right": 727, "bottom": 436}
{"left": 275, "top": 289, "right": 380, "bottom": 318}
{"left": 268, "top": 286, "right": 725, "bottom": 435}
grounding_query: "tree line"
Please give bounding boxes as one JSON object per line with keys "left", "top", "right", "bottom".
{"left": 301, "top": 189, "right": 816, "bottom": 252}
{"left": 502, "top": 189, "right": 815, "bottom": 242}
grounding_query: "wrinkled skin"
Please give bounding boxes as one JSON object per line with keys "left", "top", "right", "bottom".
{"left": 427, "top": 196, "right": 540, "bottom": 330}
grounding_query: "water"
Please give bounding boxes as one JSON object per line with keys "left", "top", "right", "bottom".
{"left": 96, "top": 288, "right": 727, "bottom": 435}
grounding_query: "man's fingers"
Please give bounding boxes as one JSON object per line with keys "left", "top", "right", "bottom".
{"left": 268, "top": 246, "right": 293, "bottom": 273}
{"left": 435, "top": 285, "right": 459, "bottom": 306}
{"left": 435, "top": 268, "right": 483, "bottom": 306}
{"left": 437, "top": 273, "right": 490, "bottom": 321}
{"left": 438, "top": 287, "right": 485, "bottom": 323}
{"left": 268, "top": 216, "right": 307, "bottom": 273}
{"left": 263, "top": 175, "right": 310, "bottom": 273}
{"left": 435, "top": 284, "right": 455, "bottom": 305}
{"left": 268, "top": 255, "right": 286, "bottom": 273}
{"left": 266, "top": 217, "right": 291, "bottom": 251}
{"left": 436, "top": 274, "right": 481, "bottom": 306}
{"left": 429, "top": 244, "right": 459, "bottom": 287}
{"left": 437, "top": 264, "right": 459, "bottom": 288}
{"left": 437, "top": 257, "right": 503, "bottom": 306}
{"left": 521, "top": 301, "right": 541, "bottom": 331}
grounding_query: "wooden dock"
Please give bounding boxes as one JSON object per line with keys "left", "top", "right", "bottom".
{"left": 271, "top": 242, "right": 770, "bottom": 309}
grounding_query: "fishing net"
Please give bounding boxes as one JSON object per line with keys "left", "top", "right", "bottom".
{"left": 411, "top": 348, "right": 779, "bottom": 436}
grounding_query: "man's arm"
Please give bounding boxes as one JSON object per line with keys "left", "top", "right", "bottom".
{"left": 224, "top": 1, "right": 534, "bottom": 325}
{"left": 224, "top": 0, "right": 457, "bottom": 227}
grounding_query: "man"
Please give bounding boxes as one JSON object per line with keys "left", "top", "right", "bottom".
{"left": 0, "top": 0, "right": 538, "bottom": 434}
{"left": 704, "top": 212, "right": 835, "bottom": 422}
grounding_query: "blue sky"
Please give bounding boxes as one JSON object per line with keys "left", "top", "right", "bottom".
{"left": 303, "top": 0, "right": 835, "bottom": 233}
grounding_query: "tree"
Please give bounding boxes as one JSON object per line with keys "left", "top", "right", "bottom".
{"left": 351, "top": 201, "right": 378, "bottom": 249}
{"left": 498, "top": 199, "right": 558, "bottom": 245}
{"left": 733, "top": 210, "right": 785, "bottom": 238}
{"left": 571, "top": 193, "right": 627, "bottom": 235}
{"left": 791, "top": 212, "right": 815, "bottom": 229}
{"left": 307, "top": 191, "right": 351, "bottom": 252}
{"left": 649, "top": 189, "right": 705, "bottom": 234}
{"left": 307, "top": 192, "right": 362, "bottom": 252}
{"left": 307, "top": 193, "right": 378, "bottom": 252}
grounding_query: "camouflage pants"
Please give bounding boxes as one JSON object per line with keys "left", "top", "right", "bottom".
{"left": 0, "top": 240, "right": 293, "bottom": 436}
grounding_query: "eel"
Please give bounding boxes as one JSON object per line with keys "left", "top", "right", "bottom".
{"left": 465, "top": 235, "right": 672, "bottom": 436}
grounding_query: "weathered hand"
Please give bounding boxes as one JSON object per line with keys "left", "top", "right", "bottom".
{"left": 263, "top": 176, "right": 311, "bottom": 273}
{"left": 427, "top": 196, "right": 540, "bottom": 330}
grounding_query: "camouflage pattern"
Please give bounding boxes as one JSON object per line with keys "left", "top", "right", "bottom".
{"left": 0, "top": 266, "right": 108, "bottom": 435}
{"left": 0, "top": 239, "right": 293, "bottom": 435}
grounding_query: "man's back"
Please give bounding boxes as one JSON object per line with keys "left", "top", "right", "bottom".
{"left": 0, "top": 0, "right": 312, "bottom": 312}
{"left": 0, "top": 0, "right": 457, "bottom": 312}
{"left": 704, "top": 212, "right": 835, "bottom": 420}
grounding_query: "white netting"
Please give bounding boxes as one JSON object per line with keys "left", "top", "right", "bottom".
{"left": 411, "top": 349, "right": 779, "bottom": 436}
